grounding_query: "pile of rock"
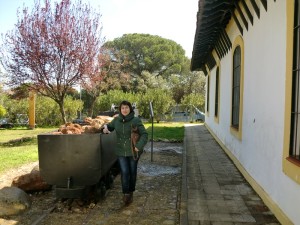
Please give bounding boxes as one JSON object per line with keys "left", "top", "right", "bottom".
{"left": 52, "top": 115, "right": 114, "bottom": 135}
{"left": 0, "top": 165, "right": 48, "bottom": 217}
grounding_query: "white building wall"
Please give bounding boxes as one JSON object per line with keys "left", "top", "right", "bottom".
{"left": 205, "top": 1, "right": 300, "bottom": 223}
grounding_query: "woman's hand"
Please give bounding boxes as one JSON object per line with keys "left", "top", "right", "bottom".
{"left": 134, "top": 147, "right": 139, "bottom": 152}
{"left": 102, "top": 124, "right": 111, "bottom": 134}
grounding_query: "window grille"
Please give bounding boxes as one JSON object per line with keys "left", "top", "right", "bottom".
{"left": 232, "top": 46, "right": 241, "bottom": 128}
{"left": 215, "top": 67, "right": 219, "bottom": 117}
{"left": 207, "top": 75, "right": 210, "bottom": 112}
{"left": 290, "top": 0, "right": 300, "bottom": 161}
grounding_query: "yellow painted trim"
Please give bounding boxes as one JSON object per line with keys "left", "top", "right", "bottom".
{"left": 205, "top": 124, "right": 293, "bottom": 225}
{"left": 230, "top": 35, "right": 244, "bottom": 141}
{"left": 282, "top": 0, "right": 300, "bottom": 184}
{"left": 212, "top": 50, "right": 219, "bottom": 62}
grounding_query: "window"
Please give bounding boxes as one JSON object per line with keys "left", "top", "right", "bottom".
{"left": 207, "top": 74, "right": 210, "bottom": 113}
{"left": 232, "top": 46, "right": 241, "bottom": 129}
{"left": 290, "top": 0, "right": 300, "bottom": 161}
{"left": 215, "top": 67, "right": 219, "bottom": 117}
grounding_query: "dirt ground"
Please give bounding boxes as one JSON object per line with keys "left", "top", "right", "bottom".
{"left": 0, "top": 141, "right": 183, "bottom": 225}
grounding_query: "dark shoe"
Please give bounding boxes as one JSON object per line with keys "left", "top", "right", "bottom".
{"left": 128, "top": 192, "right": 133, "bottom": 204}
{"left": 123, "top": 193, "right": 133, "bottom": 206}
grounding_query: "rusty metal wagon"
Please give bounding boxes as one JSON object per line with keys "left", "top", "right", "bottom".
{"left": 38, "top": 131, "right": 118, "bottom": 200}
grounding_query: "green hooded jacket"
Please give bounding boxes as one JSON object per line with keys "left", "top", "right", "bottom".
{"left": 107, "top": 112, "right": 148, "bottom": 157}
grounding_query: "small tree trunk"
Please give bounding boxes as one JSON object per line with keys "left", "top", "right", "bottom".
{"left": 88, "top": 96, "right": 97, "bottom": 117}
{"left": 58, "top": 101, "right": 67, "bottom": 124}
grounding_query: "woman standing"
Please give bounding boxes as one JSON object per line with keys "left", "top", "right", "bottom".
{"left": 103, "top": 100, "right": 148, "bottom": 205}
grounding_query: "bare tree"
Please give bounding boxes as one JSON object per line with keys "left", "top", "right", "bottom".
{"left": 0, "top": 0, "right": 105, "bottom": 123}
{"left": 80, "top": 49, "right": 109, "bottom": 117}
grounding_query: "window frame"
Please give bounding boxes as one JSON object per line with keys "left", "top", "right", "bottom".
{"left": 283, "top": 0, "right": 300, "bottom": 184}
{"left": 289, "top": 1, "right": 300, "bottom": 162}
{"left": 230, "top": 36, "right": 244, "bottom": 140}
{"left": 289, "top": 0, "right": 300, "bottom": 162}
{"left": 232, "top": 46, "right": 241, "bottom": 129}
{"left": 215, "top": 67, "right": 220, "bottom": 118}
{"left": 206, "top": 73, "right": 210, "bottom": 114}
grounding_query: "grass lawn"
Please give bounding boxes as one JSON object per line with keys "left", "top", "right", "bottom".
{"left": 0, "top": 127, "right": 56, "bottom": 174}
{"left": 0, "top": 143, "right": 38, "bottom": 173}
{"left": 144, "top": 122, "right": 185, "bottom": 142}
{"left": 0, "top": 122, "right": 187, "bottom": 175}
{"left": 0, "top": 127, "right": 56, "bottom": 143}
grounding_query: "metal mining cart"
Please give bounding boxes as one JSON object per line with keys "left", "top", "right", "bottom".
{"left": 37, "top": 131, "right": 118, "bottom": 199}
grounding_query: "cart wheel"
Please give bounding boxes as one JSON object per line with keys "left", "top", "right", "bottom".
{"left": 111, "top": 161, "right": 121, "bottom": 176}
{"left": 105, "top": 171, "right": 114, "bottom": 189}
{"left": 95, "top": 181, "right": 106, "bottom": 202}
{"left": 100, "top": 182, "right": 107, "bottom": 197}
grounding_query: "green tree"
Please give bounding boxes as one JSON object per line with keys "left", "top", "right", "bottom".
{"left": 64, "top": 95, "right": 84, "bottom": 122}
{"left": 0, "top": 91, "right": 82, "bottom": 126}
{"left": 35, "top": 95, "right": 60, "bottom": 126}
{"left": 0, "top": 81, "right": 6, "bottom": 117}
{"left": 95, "top": 90, "right": 137, "bottom": 113}
{"left": 2, "top": 97, "right": 28, "bottom": 123}
{"left": 35, "top": 95, "right": 83, "bottom": 126}
{"left": 134, "top": 71, "right": 169, "bottom": 93}
{"left": 94, "top": 83, "right": 205, "bottom": 123}
{"left": 137, "top": 89, "right": 174, "bottom": 122}
{"left": 0, "top": 105, "right": 6, "bottom": 118}
{"left": 95, "top": 89, "right": 173, "bottom": 122}
{"left": 168, "top": 74, "right": 185, "bottom": 104}
{"left": 104, "top": 33, "right": 187, "bottom": 78}
{"left": 101, "top": 34, "right": 206, "bottom": 116}
{"left": 169, "top": 71, "right": 206, "bottom": 104}
{"left": 181, "top": 92, "right": 205, "bottom": 113}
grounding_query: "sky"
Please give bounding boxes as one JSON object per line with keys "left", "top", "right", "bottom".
{"left": 0, "top": 0, "right": 198, "bottom": 58}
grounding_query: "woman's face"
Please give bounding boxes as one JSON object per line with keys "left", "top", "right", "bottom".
{"left": 120, "top": 104, "right": 130, "bottom": 116}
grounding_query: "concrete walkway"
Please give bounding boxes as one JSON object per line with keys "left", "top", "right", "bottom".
{"left": 180, "top": 124, "right": 280, "bottom": 225}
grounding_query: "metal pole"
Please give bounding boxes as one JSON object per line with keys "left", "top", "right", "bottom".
{"left": 149, "top": 101, "right": 154, "bottom": 162}
{"left": 151, "top": 116, "right": 154, "bottom": 162}
{"left": 79, "top": 85, "right": 82, "bottom": 119}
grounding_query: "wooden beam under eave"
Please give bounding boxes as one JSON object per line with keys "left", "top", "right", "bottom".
{"left": 220, "top": 30, "right": 232, "bottom": 52}
{"left": 219, "top": 34, "right": 229, "bottom": 55}
{"left": 241, "top": 0, "right": 253, "bottom": 25}
{"left": 222, "top": 29, "right": 232, "bottom": 49}
{"left": 218, "top": 39, "right": 225, "bottom": 53}
{"left": 214, "top": 43, "right": 222, "bottom": 59}
{"left": 260, "top": 0, "right": 267, "bottom": 11}
{"left": 249, "top": 0, "right": 260, "bottom": 18}
{"left": 231, "top": 10, "right": 243, "bottom": 35}
{"left": 207, "top": 58, "right": 214, "bottom": 70}
{"left": 234, "top": 2, "right": 248, "bottom": 30}
{"left": 209, "top": 53, "right": 216, "bottom": 68}
{"left": 202, "top": 65, "right": 208, "bottom": 75}
{"left": 216, "top": 39, "right": 225, "bottom": 57}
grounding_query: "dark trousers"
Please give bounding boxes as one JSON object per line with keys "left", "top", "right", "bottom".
{"left": 118, "top": 156, "right": 138, "bottom": 194}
